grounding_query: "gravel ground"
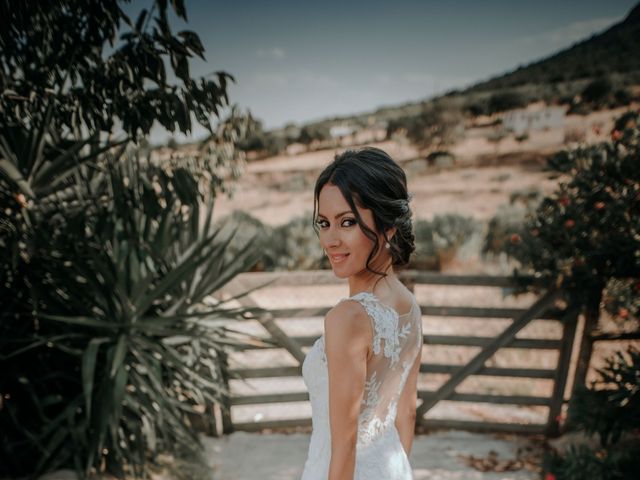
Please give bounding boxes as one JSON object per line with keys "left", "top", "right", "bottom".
{"left": 34, "top": 430, "right": 544, "bottom": 480}
{"left": 204, "top": 430, "right": 543, "bottom": 480}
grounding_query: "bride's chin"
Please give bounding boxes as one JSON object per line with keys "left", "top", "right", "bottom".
{"left": 331, "top": 268, "right": 351, "bottom": 279}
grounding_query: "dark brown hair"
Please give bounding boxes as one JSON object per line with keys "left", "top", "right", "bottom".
{"left": 313, "top": 147, "right": 415, "bottom": 276}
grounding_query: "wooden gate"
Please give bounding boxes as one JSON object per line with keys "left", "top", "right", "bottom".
{"left": 218, "top": 270, "right": 580, "bottom": 436}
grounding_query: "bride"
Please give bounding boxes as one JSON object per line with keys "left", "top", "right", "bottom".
{"left": 301, "top": 147, "right": 423, "bottom": 479}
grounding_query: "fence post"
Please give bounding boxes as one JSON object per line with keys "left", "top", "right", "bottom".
{"left": 218, "top": 349, "right": 235, "bottom": 434}
{"left": 546, "top": 305, "right": 579, "bottom": 437}
{"left": 571, "top": 285, "right": 603, "bottom": 397}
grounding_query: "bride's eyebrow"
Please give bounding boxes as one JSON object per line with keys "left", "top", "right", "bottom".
{"left": 317, "top": 210, "right": 353, "bottom": 219}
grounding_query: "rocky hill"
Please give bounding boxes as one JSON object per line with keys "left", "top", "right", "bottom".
{"left": 468, "top": 3, "right": 640, "bottom": 92}
{"left": 283, "top": 3, "right": 640, "bottom": 134}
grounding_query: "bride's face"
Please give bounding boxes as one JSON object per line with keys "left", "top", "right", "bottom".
{"left": 316, "top": 184, "right": 384, "bottom": 278}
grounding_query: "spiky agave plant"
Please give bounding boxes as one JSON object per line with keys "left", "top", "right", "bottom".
{"left": 0, "top": 132, "right": 262, "bottom": 477}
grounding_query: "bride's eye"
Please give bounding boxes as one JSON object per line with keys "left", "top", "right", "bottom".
{"left": 315, "top": 219, "right": 329, "bottom": 229}
{"left": 342, "top": 218, "right": 356, "bottom": 227}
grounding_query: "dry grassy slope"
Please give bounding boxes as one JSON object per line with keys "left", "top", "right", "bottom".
{"left": 213, "top": 104, "right": 632, "bottom": 227}
{"left": 211, "top": 104, "right": 639, "bottom": 438}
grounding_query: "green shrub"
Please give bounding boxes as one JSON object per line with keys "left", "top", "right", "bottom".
{"left": 261, "top": 215, "right": 329, "bottom": 271}
{"left": 567, "top": 347, "right": 640, "bottom": 447}
{"left": 548, "top": 443, "right": 640, "bottom": 480}
{"left": 464, "top": 100, "right": 489, "bottom": 117}
{"left": 487, "top": 91, "right": 528, "bottom": 113}
{"left": 483, "top": 188, "right": 543, "bottom": 259}
{"left": 412, "top": 215, "right": 482, "bottom": 270}
{"left": 602, "top": 278, "right": 640, "bottom": 327}
{"left": 546, "top": 347, "right": 640, "bottom": 480}
{"left": 412, "top": 219, "right": 439, "bottom": 270}
{"left": 221, "top": 210, "right": 271, "bottom": 270}
{"left": 256, "top": 213, "right": 482, "bottom": 272}
{"left": 581, "top": 78, "right": 613, "bottom": 105}
{"left": 237, "top": 117, "right": 288, "bottom": 158}
{"left": 482, "top": 203, "right": 530, "bottom": 257}
{"left": 613, "top": 88, "right": 632, "bottom": 107}
{"left": 386, "top": 105, "right": 463, "bottom": 148}
{"left": 432, "top": 214, "right": 482, "bottom": 253}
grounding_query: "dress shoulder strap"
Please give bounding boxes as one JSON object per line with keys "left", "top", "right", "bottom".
{"left": 339, "top": 292, "right": 402, "bottom": 366}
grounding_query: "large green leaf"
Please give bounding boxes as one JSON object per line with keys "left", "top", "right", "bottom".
{"left": 2, "top": 134, "right": 257, "bottom": 478}
{"left": 82, "top": 337, "right": 109, "bottom": 422}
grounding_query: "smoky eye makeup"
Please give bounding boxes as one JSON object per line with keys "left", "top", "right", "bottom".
{"left": 315, "top": 218, "right": 328, "bottom": 228}
{"left": 314, "top": 217, "right": 357, "bottom": 229}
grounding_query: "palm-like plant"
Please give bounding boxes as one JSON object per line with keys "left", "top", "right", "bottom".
{"left": 1, "top": 1, "right": 259, "bottom": 476}
{"left": 0, "top": 119, "right": 260, "bottom": 477}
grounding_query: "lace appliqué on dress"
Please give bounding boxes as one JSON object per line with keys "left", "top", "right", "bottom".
{"left": 357, "top": 357, "right": 416, "bottom": 446}
{"left": 338, "top": 292, "right": 418, "bottom": 447}
{"left": 343, "top": 292, "right": 405, "bottom": 367}
{"left": 358, "top": 371, "right": 388, "bottom": 445}
{"left": 301, "top": 291, "right": 420, "bottom": 478}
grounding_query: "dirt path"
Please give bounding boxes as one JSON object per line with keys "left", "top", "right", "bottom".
{"left": 204, "top": 430, "right": 542, "bottom": 480}
{"left": 36, "top": 430, "right": 543, "bottom": 480}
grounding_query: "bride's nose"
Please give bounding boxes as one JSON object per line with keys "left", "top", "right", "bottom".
{"left": 323, "top": 229, "right": 341, "bottom": 249}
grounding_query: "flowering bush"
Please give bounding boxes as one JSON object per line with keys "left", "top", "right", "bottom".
{"left": 510, "top": 110, "right": 640, "bottom": 323}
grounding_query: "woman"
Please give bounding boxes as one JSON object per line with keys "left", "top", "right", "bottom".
{"left": 301, "top": 147, "right": 423, "bottom": 479}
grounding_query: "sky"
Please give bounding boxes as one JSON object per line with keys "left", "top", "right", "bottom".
{"left": 130, "top": 0, "right": 638, "bottom": 143}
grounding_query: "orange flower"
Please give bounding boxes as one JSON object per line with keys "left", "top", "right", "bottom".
{"left": 510, "top": 233, "right": 522, "bottom": 244}
{"left": 618, "top": 307, "right": 629, "bottom": 319}
{"left": 611, "top": 129, "right": 623, "bottom": 141}
{"left": 559, "top": 196, "right": 570, "bottom": 206}
{"left": 594, "top": 201, "right": 605, "bottom": 210}
{"left": 565, "top": 219, "right": 575, "bottom": 228}
{"left": 13, "top": 193, "right": 27, "bottom": 208}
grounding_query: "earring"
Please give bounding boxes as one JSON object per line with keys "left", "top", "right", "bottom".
{"left": 385, "top": 242, "right": 390, "bottom": 249}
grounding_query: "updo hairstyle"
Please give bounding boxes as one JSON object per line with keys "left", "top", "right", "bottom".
{"left": 313, "top": 147, "right": 415, "bottom": 276}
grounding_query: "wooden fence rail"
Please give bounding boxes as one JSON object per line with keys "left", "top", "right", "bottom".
{"left": 215, "top": 270, "right": 592, "bottom": 436}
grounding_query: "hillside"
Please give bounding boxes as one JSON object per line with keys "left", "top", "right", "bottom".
{"left": 279, "top": 3, "right": 640, "bottom": 134}
{"left": 468, "top": 3, "right": 640, "bottom": 92}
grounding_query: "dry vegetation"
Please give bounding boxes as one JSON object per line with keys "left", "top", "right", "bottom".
{"left": 212, "top": 102, "right": 639, "bottom": 432}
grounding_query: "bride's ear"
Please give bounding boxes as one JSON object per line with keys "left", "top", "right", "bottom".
{"left": 385, "top": 227, "right": 397, "bottom": 243}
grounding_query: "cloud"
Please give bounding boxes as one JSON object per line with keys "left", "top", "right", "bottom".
{"left": 250, "top": 70, "right": 338, "bottom": 89}
{"left": 295, "top": 71, "right": 338, "bottom": 88}
{"left": 256, "top": 47, "right": 286, "bottom": 59}
{"left": 517, "top": 16, "right": 618, "bottom": 49}
{"left": 252, "top": 73, "right": 289, "bottom": 87}
{"left": 400, "top": 73, "right": 437, "bottom": 84}
{"left": 374, "top": 74, "right": 392, "bottom": 86}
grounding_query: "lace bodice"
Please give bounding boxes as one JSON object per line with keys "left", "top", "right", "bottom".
{"left": 301, "top": 291, "right": 422, "bottom": 479}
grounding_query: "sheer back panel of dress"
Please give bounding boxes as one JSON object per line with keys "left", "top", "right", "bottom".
{"left": 300, "top": 291, "right": 422, "bottom": 479}
{"left": 341, "top": 292, "right": 422, "bottom": 446}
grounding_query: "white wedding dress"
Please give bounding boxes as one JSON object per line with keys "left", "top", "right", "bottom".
{"left": 301, "top": 291, "right": 422, "bottom": 479}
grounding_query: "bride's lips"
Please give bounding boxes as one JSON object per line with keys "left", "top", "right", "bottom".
{"left": 329, "top": 253, "right": 349, "bottom": 263}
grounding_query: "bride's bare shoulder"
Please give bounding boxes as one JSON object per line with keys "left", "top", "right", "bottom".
{"left": 324, "top": 299, "right": 372, "bottom": 342}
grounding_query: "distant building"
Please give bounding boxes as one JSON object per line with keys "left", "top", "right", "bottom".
{"left": 329, "top": 125, "right": 357, "bottom": 138}
{"left": 501, "top": 106, "right": 565, "bottom": 136}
